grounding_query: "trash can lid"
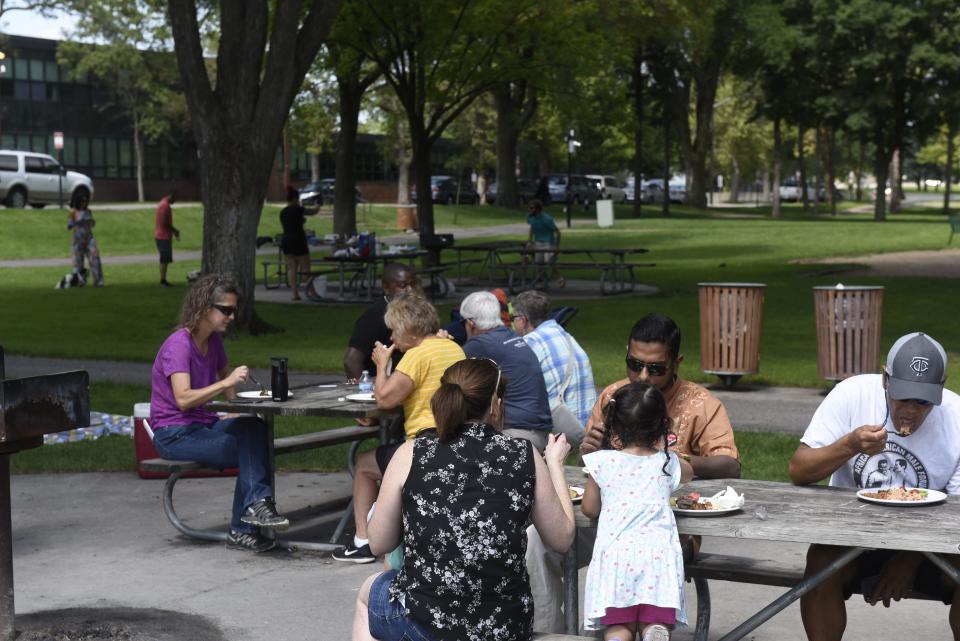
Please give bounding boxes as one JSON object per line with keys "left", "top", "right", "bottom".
{"left": 812, "top": 285, "right": 884, "bottom": 290}
{"left": 698, "top": 282, "right": 766, "bottom": 288}
{"left": 133, "top": 402, "right": 151, "bottom": 418}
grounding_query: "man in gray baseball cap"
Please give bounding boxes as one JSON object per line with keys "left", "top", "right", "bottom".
{"left": 789, "top": 331, "right": 960, "bottom": 640}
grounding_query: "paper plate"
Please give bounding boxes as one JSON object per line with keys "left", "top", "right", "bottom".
{"left": 237, "top": 390, "right": 293, "bottom": 399}
{"left": 345, "top": 392, "right": 377, "bottom": 402}
{"left": 672, "top": 505, "right": 742, "bottom": 516}
{"left": 856, "top": 488, "right": 946, "bottom": 506}
{"left": 568, "top": 486, "right": 584, "bottom": 504}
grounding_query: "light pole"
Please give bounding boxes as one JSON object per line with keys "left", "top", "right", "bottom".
{"left": 565, "top": 128, "right": 580, "bottom": 228}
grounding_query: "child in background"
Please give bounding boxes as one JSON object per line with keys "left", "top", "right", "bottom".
{"left": 581, "top": 382, "right": 692, "bottom": 641}
{"left": 67, "top": 193, "right": 104, "bottom": 286}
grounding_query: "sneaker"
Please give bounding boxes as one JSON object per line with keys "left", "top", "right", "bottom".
{"left": 226, "top": 529, "right": 276, "bottom": 553}
{"left": 332, "top": 541, "right": 376, "bottom": 564}
{"left": 642, "top": 624, "right": 670, "bottom": 641}
{"left": 240, "top": 497, "right": 290, "bottom": 530}
{"left": 160, "top": 280, "right": 172, "bottom": 288}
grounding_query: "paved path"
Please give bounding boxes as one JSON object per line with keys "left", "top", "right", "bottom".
{"left": 11, "top": 471, "right": 950, "bottom": 640}
{"left": 4, "top": 354, "right": 823, "bottom": 435}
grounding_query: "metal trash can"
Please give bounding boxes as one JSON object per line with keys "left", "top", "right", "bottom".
{"left": 814, "top": 284, "right": 884, "bottom": 381}
{"left": 396, "top": 204, "right": 418, "bottom": 231}
{"left": 698, "top": 282, "right": 766, "bottom": 387}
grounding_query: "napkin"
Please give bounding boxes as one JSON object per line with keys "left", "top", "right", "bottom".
{"left": 708, "top": 486, "right": 745, "bottom": 509}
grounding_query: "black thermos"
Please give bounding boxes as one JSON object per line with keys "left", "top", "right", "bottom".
{"left": 270, "top": 356, "right": 289, "bottom": 402}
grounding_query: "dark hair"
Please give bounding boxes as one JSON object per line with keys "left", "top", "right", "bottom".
{"left": 70, "top": 192, "right": 89, "bottom": 209}
{"left": 430, "top": 359, "right": 506, "bottom": 442}
{"left": 602, "top": 382, "right": 673, "bottom": 473}
{"left": 285, "top": 185, "right": 299, "bottom": 202}
{"left": 178, "top": 273, "right": 240, "bottom": 334}
{"left": 628, "top": 313, "right": 681, "bottom": 361}
{"left": 528, "top": 199, "right": 543, "bottom": 213}
{"left": 511, "top": 290, "right": 550, "bottom": 326}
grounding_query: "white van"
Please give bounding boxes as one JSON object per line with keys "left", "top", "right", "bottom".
{"left": 0, "top": 150, "right": 94, "bottom": 208}
{"left": 586, "top": 174, "right": 627, "bottom": 203}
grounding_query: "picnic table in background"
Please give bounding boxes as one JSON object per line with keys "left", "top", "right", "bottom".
{"left": 449, "top": 240, "right": 527, "bottom": 283}
{"left": 510, "top": 246, "right": 653, "bottom": 295}
{"left": 314, "top": 247, "right": 426, "bottom": 301}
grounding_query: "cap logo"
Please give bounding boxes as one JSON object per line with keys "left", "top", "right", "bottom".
{"left": 910, "top": 356, "right": 929, "bottom": 376}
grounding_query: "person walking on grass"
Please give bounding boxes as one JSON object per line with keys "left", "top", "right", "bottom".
{"left": 149, "top": 274, "right": 289, "bottom": 553}
{"left": 155, "top": 188, "right": 180, "bottom": 287}
{"left": 67, "top": 192, "right": 104, "bottom": 286}
{"left": 526, "top": 199, "right": 564, "bottom": 288}
{"left": 581, "top": 382, "right": 693, "bottom": 641}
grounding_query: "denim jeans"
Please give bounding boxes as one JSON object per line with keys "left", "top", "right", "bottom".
{"left": 367, "top": 570, "right": 436, "bottom": 641}
{"left": 153, "top": 416, "right": 272, "bottom": 534}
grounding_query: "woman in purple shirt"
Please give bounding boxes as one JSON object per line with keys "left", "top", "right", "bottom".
{"left": 150, "top": 273, "right": 288, "bottom": 552}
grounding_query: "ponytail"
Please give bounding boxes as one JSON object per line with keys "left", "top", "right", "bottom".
{"left": 432, "top": 381, "right": 470, "bottom": 441}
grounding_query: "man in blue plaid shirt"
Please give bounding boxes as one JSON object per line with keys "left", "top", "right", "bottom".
{"left": 510, "top": 291, "right": 596, "bottom": 443}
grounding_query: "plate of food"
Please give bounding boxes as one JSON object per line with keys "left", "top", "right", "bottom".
{"left": 856, "top": 487, "right": 946, "bottom": 506}
{"left": 345, "top": 392, "right": 377, "bottom": 403}
{"left": 671, "top": 486, "right": 744, "bottom": 516}
{"left": 237, "top": 390, "right": 293, "bottom": 399}
{"left": 568, "top": 486, "right": 584, "bottom": 504}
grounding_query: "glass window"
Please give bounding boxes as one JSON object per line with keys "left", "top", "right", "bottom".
{"left": 77, "top": 137, "right": 90, "bottom": 166}
{"left": 29, "top": 59, "right": 43, "bottom": 81}
{"left": 0, "top": 154, "right": 17, "bottom": 171}
{"left": 119, "top": 138, "right": 131, "bottom": 167}
{"left": 30, "top": 81, "right": 46, "bottom": 102}
{"left": 13, "top": 80, "right": 29, "bottom": 100}
{"left": 25, "top": 156, "right": 44, "bottom": 173}
{"left": 42, "top": 158, "right": 61, "bottom": 174}
{"left": 63, "top": 136, "right": 76, "bottom": 166}
{"left": 0, "top": 60, "right": 9, "bottom": 79}
{"left": 44, "top": 61, "right": 58, "bottom": 82}
{"left": 90, "top": 137, "right": 104, "bottom": 166}
{"left": 58, "top": 64, "right": 72, "bottom": 83}
{"left": 31, "top": 135, "right": 48, "bottom": 153}
{"left": 46, "top": 83, "right": 58, "bottom": 102}
{"left": 0, "top": 136, "right": 14, "bottom": 150}
{"left": 13, "top": 59, "right": 27, "bottom": 80}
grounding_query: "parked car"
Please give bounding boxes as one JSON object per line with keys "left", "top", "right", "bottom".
{"left": 538, "top": 174, "right": 599, "bottom": 206}
{"left": 411, "top": 175, "right": 479, "bottom": 204}
{"left": 586, "top": 174, "right": 627, "bottom": 203}
{"left": 484, "top": 178, "right": 539, "bottom": 205}
{"left": 640, "top": 180, "right": 666, "bottom": 204}
{"left": 624, "top": 176, "right": 636, "bottom": 202}
{"left": 0, "top": 150, "right": 94, "bottom": 208}
{"left": 778, "top": 178, "right": 825, "bottom": 202}
{"left": 298, "top": 179, "right": 362, "bottom": 206}
{"left": 643, "top": 178, "right": 685, "bottom": 204}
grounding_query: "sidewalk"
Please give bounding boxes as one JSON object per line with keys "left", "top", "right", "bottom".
{"left": 4, "top": 353, "right": 823, "bottom": 435}
{"left": 10, "top": 471, "right": 950, "bottom": 640}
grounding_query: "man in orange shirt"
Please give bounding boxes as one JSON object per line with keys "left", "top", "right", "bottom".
{"left": 155, "top": 188, "right": 180, "bottom": 287}
{"left": 528, "top": 312, "right": 741, "bottom": 633}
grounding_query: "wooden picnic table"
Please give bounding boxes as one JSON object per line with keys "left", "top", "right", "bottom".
{"left": 562, "top": 470, "right": 960, "bottom": 638}
{"left": 202, "top": 384, "right": 403, "bottom": 552}
{"left": 317, "top": 249, "right": 426, "bottom": 301}
{"left": 449, "top": 241, "right": 526, "bottom": 282}
{"left": 512, "top": 246, "right": 652, "bottom": 295}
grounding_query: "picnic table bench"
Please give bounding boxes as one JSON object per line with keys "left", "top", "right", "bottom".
{"left": 508, "top": 247, "right": 653, "bottom": 295}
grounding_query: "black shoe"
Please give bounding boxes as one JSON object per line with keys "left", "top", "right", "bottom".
{"left": 160, "top": 280, "right": 172, "bottom": 288}
{"left": 240, "top": 497, "right": 290, "bottom": 530}
{"left": 226, "top": 529, "right": 276, "bottom": 553}
{"left": 332, "top": 541, "right": 376, "bottom": 564}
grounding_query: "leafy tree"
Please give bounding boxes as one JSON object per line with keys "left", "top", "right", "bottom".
{"left": 287, "top": 60, "right": 337, "bottom": 184}
{"left": 443, "top": 94, "right": 496, "bottom": 209}
{"left": 58, "top": 0, "right": 186, "bottom": 202}
{"left": 166, "top": 0, "right": 341, "bottom": 331}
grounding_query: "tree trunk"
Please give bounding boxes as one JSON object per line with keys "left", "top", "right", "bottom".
{"left": 333, "top": 75, "right": 363, "bottom": 237}
{"left": 729, "top": 157, "right": 740, "bottom": 204}
{"left": 494, "top": 87, "right": 521, "bottom": 209}
{"left": 856, "top": 133, "right": 865, "bottom": 202}
{"left": 411, "top": 119, "right": 436, "bottom": 241}
{"left": 675, "top": 64, "right": 719, "bottom": 210}
{"left": 133, "top": 117, "right": 145, "bottom": 202}
{"left": 396, "top": 116, "right": 412, "bottom": 205}
{"left": 662, "top": 106, "right": 671, "bottom": 217}
{"left": 761, "top": 168, "right": 770, "bottom": 203}
{"left": 772, "top": 116, "right": 782, "bottom": 219}
{"left": 813, "top": 126, "right": 823, "bottom": 214}
{"left": 631, "top": 48, "right": 644, "bottom": 218}
{"left": 873, "top": 125, "right": 890, "bottom": 222}
{"left": 310, "top": 153, "right": 320, "bottom": 182}
{"left": 477, "top": 173, "right": 487, "bottom": 205}
{"left": 826, "top": 127, "right": 837, "bottom": 216}
{"left": 889, "top": 148, "right": 901, "bottom": 213}
{"left": 944, "top": 123, "right": 955, "bottom": 216}
{"left": 798, "top": 125, "right": 809, "bottom": 210}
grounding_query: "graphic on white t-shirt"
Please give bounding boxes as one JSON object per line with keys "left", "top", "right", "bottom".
{"left": 852, "top": 442, "right": 927, "bottom": 489}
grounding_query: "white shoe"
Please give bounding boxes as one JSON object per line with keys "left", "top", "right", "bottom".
{"left": 642, "top": 624, "right": 670, "bottom": 641}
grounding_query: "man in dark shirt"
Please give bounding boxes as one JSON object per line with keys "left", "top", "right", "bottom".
{"left": 343, "top": 263, "right": 417, "bottom": 380}
{"left": 459, "top": 290, "right": 553, "bottom": 451}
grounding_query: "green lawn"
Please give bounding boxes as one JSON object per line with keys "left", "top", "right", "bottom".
{"left": 2, "top": 199, "right": 957, "bottom": 478}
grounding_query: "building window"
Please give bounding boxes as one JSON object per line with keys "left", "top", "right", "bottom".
{"left": 44, "top": 61, "right": 58, "bottom": 83}
{"left": 13, "top": 80, "right": 29, "bottom": 101}
{"left": 30, "top": 81, "right": 46, "bottom": 102}
{"left": 13, "top": 59, "right": 27, "bottom": 80}
{"left": 29, "top": 59, "right": 43, "bottom": 81}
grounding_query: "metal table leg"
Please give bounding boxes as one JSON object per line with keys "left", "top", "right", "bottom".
{"left": 0, "top": 454, "right": 14, "bottom": 641}
{"left": 923, "top": 552, "right": 960, "bottom": 585}
{"left": 715, "top": 546, "right": 864, "bottom": 641}
{"left": 563, "top": 528, "right": 579, "bottom": 635}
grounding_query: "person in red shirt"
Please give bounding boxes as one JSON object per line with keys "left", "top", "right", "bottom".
{"left": 155, "top": 189, "right": 180, "bottom": 287}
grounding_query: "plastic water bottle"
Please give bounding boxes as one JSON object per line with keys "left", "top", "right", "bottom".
{"left": 358, "top": 370, "right": 373, "bottom": 394}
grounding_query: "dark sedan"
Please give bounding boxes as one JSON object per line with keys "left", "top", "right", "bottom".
{"left": 485, "top": 178, "right": 539, "bottom": 205}
{"left": 412, "top": 175, "right": 479, "bottom": 204}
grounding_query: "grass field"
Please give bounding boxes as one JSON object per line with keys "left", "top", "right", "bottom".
{"left": 0, "top": 199, "right": 954, "bottom": 478}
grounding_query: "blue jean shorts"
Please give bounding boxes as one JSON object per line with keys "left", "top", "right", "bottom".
{"left": 368, "top": 570, "right": 436, "bottom": 641}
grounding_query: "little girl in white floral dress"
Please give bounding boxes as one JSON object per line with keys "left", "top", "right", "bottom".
{"left": 581, "top": 381, "right": 693, "bottom": 641}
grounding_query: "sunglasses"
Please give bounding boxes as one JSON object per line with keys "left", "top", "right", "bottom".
{"left": 469, "top": 356, "right": 502, "bottom": 396}
{"left": 625, "top": 357, "right": 669, "bottom": 376}
{"left": 212, "top": 304, "right": 237, "bottom": 317}
{"left": 509, "top": 313, "right": 525, "bottom": 322}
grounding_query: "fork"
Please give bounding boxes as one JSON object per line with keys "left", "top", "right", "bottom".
{"left": 248, "top": 372, "right": 269, "bottom": 397}
{"left": 880, "top": 404, "right": 911, "bottom": 436}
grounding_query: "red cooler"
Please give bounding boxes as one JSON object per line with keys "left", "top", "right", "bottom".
{"left": 135, "top": 403, "right": 238, "bottom": 479}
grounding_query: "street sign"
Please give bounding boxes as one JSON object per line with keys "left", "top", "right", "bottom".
{"left": 53, "top": 131, "right": 64, "bottom": 150}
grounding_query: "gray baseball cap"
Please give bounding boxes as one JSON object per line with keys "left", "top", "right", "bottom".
{"left": 886, "top": 332, "right": 947, "bottom": 405}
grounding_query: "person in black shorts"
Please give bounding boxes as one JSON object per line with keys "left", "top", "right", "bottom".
{"left": 279, "top": 185, "right": 316, "bottom": 301}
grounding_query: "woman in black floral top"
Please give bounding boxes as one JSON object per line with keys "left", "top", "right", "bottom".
{"left": 351, "top": 357, "right": 576, "bottom": 641}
